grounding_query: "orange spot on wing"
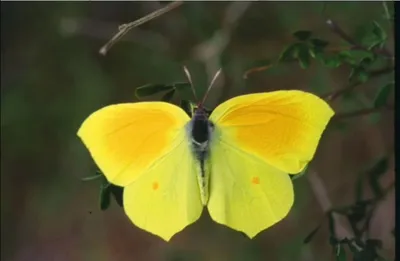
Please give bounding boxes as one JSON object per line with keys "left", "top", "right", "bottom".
{"left": 152, "top": 182, "right": 159, "bottom": 190}
{"left": 252, "top": 177, "right": 260, "bottom": 184}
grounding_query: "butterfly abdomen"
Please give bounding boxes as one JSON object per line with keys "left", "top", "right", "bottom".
{"left": 187, "top": 109, "right": 214, "bottom": 205}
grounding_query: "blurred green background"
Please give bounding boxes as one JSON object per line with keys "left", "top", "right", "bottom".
{"left": 1, "top": 2, "right": 394, "bottom": 261}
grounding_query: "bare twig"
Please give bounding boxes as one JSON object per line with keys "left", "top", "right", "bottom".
{"left": 60, "top": 17, "right": 170, "bottom": 52}
{"left": 363, "top": 181, "right": 395, "bottom": 236}
{"left": 322, "top": 81, "right": 360, "bottom": 102}
{"left": 192, "top": 2, "right": 251, "bottom": 105}
{"left": 382, "top": 0, "right": 394, "bottom": 35}
{"left": 333, "top": 106, "right": 393, "bottom": 120}
{"left": 307, "top": 170, "right": 355, "bottom": 239}
{"left": 325, "top": 19, "right": 394, "bottom": 60}
{"left": 243, "top": 64, "right": 274, "bottom": 79}
{"left": 321, "top": 66, "right": 394, "bottom": 102}
{"left": 99, "top": 1, "right": 183, "bottom": 55}
{"left": 382, "top": 1, "right": 392, "bottom": 21}
{"left": 307, "top": 171, "right": 333, "bottom": 212}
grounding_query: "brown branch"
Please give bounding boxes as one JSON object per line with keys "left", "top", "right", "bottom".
{"left": 322, "top": 81, "right": 360, "bottom": 102}
{"left": 333, "top": 106, "right": 393, "bottom": 120}
{"left": 59, "top": 17, "right": 170, "bottom": 52}
{"left": 99, "top": 1, "right": 183, "bottom": 55}
{"left": 321, "top": 66, "right": 394, "bottom": 102}
{"left": 307, "top": 170, "right": 355, "bottom": 239}
{"left": 369, "top": 66, "right": 394, "bottom": 76}
{"left": 382, "top": 1, "right": 395, "bottom": 36}
{"left": 192, "top": 2, "right": 252, "bottom": 106}
{"left": 326, "top": 19, "right": 394, "bottom": 60}
{"left": 243, "top": 64, "right": 274, "bottom": 79}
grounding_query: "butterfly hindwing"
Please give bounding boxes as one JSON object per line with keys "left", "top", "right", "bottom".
{"left": 208, "top": 139, "right": 294, "bottom": 238}
{"left": 123, "top": 127, "right": 203, "bottom": 241}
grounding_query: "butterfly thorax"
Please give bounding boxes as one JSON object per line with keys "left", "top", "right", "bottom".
{"left": 188, "top": 107, "right": 214, "bottom": 205}
{"left": 190, "top": 108, "right": 214, "bottom": 155}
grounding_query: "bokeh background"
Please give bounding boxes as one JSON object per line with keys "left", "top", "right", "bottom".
{"left": 1, "top": 2, "right": 394, "bottom": 261}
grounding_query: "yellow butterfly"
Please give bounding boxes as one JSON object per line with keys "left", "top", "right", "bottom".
{"left": 77, "top": 73, "right": 334, "bottom": 241}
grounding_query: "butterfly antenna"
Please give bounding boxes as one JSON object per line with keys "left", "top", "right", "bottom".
{"left": 183, "top": 66, "right": 198, "bottom": 101}
{"left": 199, "top": 68, "right": 222, "bottom": 107}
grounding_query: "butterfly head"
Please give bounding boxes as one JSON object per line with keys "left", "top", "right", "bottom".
{"left": 193, "top": 106, "right": 209, "bottom": 120}
{"left": 183, "top": 66, "right": 219, "bottom": 146}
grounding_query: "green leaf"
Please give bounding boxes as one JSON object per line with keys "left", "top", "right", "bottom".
{"left": 174, "top": 82, "right": 196, "bottom": 101}
{"left": 337, "top": 52, "right": 356, "bottom": 65}
{"left": 374, "top": 82, "right": 394, "bottom": 108}
{"left": 293, "top": 30, "right": 312, "bottom": 41}
{"left": 349, "top": 67, "right": 369, "bottom": 83}
{"left": 309, "top": 47, "right": 320, "bottom": 59}
{"left": 371, "top": 21, "right": 387, "bottom": 43}
{"left": 310, "top": 38, "right": 329, "bottom": 49}
{"left": 297, "top": 44, "right": 311, "bottom": 69}
{"left": 110, "top": 185, "right": 123, "bottom": 207}
{"left": 357, "top": 69, "right": 370, "bottom": 82}
{"left": 309, "top": 38, "right": 329, "bottom": 61}
{"left": 135, "top": 84, "right": 174, "bottom": 98}
{"left": 339, "top": 50, "right": 375, "bottom": 66}
{"left": 319, "top": 55, "right": 342, "bottom": 68}
{"left": 279, "top": 43, "right": 302, "bottom": 62}
{"left": 161, "top": 89, "right": 175, "bottom": 102}
{"left": 173, "top": 82, "right": 191, "bottom": 91}
{"left": 303, "top": 224, "right": 322, "bottom": 244}
{"left": 81, "top": 173, "right": 102, "bottom": 181}
{"left": 356, "top": 21, "right": 387, "bottom": 51}
{"left": 180, "top": 99, "right": 196, "bottom": 117}
{"left": 335, "top": 244, "right": 347, "bottom": 261}
{"left": 99, "top": 181, "right": 111, "bottom": 211}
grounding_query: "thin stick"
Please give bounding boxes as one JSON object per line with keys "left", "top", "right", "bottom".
{"left": 382, "top": 0, "right": 394, "bottom": 34}
{"left": 183, "top": 66, "right": 198, "bottom": 101}
{"left": 321, "top": 66, "right": 394, "bottom": 101}
{"left": 326, "top": 19, "right": 394, "bottom": 60}
{"left": 333, "top": 106, "right": 393, "bottom": 120}
{"left": 99, "top": 1, "right": 183, "bottom": 55}
{"left": 200, "top": 69, "right": 222, "bottom": 106}
{"left": 307, "top": 170, "right": 355, "bottom": 239}
{"left": 382, "top": 1, "right": 392, "bottom": 21}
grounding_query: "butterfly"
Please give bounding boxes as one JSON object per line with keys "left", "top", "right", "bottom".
{"left": 77, "top": 70, "right": 334, "bottom": 241}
